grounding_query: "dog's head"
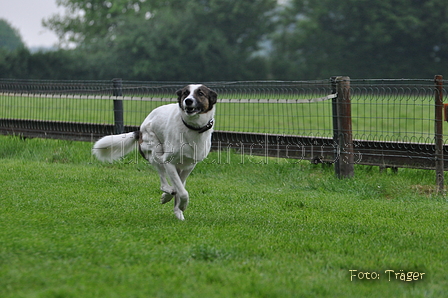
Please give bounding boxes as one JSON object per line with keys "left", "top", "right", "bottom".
{"left": 176, "top": 84, "right": 217, "bottom": 116}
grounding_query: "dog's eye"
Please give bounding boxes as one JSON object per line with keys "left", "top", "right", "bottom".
{"left": 183, "top": 91, "right": 189, "bottom": 96}
{"left": 197, "top": 90, "right": 204, "bottom": 96}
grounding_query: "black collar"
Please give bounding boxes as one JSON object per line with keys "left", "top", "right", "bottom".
{"left": 182, "top": 118, "right": 214, "bottom": 133}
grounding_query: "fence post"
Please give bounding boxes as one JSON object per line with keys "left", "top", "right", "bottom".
{"left": 434, "top": 75, "right": 444, "bottom": 193}
{"left": 331, "top": 77, "right": 340, "bottom": 175}
{"left": 333, "top": 76, "right": 354, "bottom": 178}
{"left": 112, "top": 78, "right": 124, "bottom": 134}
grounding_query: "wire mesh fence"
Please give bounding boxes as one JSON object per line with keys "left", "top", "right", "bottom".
{"left": 212, "top": 81, "right": 335, "bottom": 137}
{"left": 0, "top": 79, "right": 336, "bottom": 136}
{"left": 1, "top": 78, "right": 444, "bottom": 142}
{"left": 1, "top": 77, "right": 447, "bottom": 179}
{"left": 349, "top": 79, "right": 444, "bottom": 143}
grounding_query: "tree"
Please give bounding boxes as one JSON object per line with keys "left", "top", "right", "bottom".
{"left": 110, "top": 1, "right": 275, "bottom": 80}
{"left": 0, "top": 19, "right": 25, "bottom": 51}
{"left": 0, "top": 47, "right": 97, "bottom": 80}
{"left": 44, "top": 0, "right": 147, "bottom": 46}
{"left": 44, "top": 0, "right": 276, "bottom": 81}
{"left": 270, "top": 0, "right": 448, "bottom": 79}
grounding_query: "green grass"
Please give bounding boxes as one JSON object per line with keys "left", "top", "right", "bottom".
{"left": 0, "top": 135, "right": 447, "bottom": 297}
{"left": 1, "top": 92, "right": 443, "bottom": 140}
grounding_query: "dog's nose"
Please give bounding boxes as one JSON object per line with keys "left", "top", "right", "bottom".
{"left": 185, "top": 98, "right": 194, "bottom": 106}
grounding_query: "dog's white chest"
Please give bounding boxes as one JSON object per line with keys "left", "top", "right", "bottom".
{"left": 164, "top": 132, "right": 211, "bottom": 165}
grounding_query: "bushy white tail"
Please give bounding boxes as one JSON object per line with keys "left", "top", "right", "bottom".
{"left": 92, "top": 132, "right": 138, "bottom": 162}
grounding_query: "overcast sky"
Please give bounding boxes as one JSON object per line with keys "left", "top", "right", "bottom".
{"left": 0, "top": 0, "right": 64, "bottom": 48}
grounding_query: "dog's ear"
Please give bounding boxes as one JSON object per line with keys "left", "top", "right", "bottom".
{"left": 208, "top": 88, "right": 218, "bottom": 105}
{"left": 176, "top": 89, "right": 183, "bottom": 103}
{"left": 176, "top": 89, "right": 184, "bottom": 99}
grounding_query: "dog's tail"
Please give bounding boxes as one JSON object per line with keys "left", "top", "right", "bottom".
{"left": 92, "top": 131, "right": 139, "bottom": 162}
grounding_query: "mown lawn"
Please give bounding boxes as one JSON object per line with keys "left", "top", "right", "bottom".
{"left": 1, "top": 91, "right": 441, "bottom": 140}
{"left": 0, "top": 136, "right": 447, "bottom": 297}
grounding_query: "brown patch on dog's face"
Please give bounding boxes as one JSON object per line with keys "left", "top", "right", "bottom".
{"left": 176, "top": 85, "right": 217, "bottom": 115}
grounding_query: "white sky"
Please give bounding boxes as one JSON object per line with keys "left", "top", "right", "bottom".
{"left": 0, "top": 0, "right": 64, "bottom": 48}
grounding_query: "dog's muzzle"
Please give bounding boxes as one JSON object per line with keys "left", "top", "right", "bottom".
{"left": 183, "top": 98, "right": 202, "bottom": 115}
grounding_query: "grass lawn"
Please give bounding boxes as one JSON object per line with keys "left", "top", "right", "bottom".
{"left": 0, "top": 136, "right": 447, "bottom": 297}
{"left": 1, "top": 91, "right": 442, "bottom": 140}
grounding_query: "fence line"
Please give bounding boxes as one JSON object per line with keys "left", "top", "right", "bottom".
{"left": 0, "top": 77, "right": 446, "bottom": 188}
{"left": 0, "top": 93, "right": 337, "bottom": 104}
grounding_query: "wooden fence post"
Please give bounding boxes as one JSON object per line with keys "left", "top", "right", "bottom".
{"left": 112, "top": 78, "right": 124, "bottom": 134}
{"left": 334, "top": 76, "right": 354, "bottom": 178}
{"left": 331, "top": 77, "right": 340, "bottom": 175}
{"left": 434, "top": 75, "right": 444, "bottom": 193}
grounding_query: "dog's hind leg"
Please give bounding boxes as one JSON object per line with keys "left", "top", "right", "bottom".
{"left": 175, "top": 166, "right": 195, "bottom": 214}
{"left": 178, "top": 165, "right": 195, "bottom": 187}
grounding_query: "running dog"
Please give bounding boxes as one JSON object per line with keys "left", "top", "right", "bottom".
{"left": 92, "top": 84, "right": 217, "bottom": 220}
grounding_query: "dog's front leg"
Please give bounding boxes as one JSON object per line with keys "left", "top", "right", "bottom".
{"left": 164, "top": 163, "right": 189, "bottom": 220}
{"left": 150, "top": 157, "right": 176, "bottom": 203}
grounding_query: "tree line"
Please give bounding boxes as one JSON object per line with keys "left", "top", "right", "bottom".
{"left": 1, "top": 0, "right": 447, "bottom": 81}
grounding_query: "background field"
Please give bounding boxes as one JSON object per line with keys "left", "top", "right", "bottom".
{"left": 0, "top": 90, "right": 439, "bottom": 141}
{"left": 1, "top": 136, "right": 447, "bottom": 297}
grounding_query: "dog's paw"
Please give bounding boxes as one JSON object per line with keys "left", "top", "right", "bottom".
{"left": 174, "top": 209, "right": 185, "bottom": 221}
{"left": 160, "top": 193, "right": 173, "bottom": 204}
{"left": 160, "top": 186, "right": 176, "bottom": 196}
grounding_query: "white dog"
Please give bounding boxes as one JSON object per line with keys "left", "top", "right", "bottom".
{"left": 92, "top": 84, "right": 217, "bottom": 220}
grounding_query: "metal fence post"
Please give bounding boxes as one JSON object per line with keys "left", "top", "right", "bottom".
{"left": 334, "top": 76, "right": 354, "bottom": 178}
{"left": 112, "top": 78, "right": 124, "bottom": 134}
{"left": 434, "top": 75, "right": 444, "bottom": 193}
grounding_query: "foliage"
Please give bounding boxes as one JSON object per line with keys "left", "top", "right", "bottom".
{"left": 44, "top": 0, "right": 164, "bottom": 46}
{"left": 1, "top": 0, "right": 448, "bottom": 80}
{"left": 270, "top": 0, "right": 448, "bottom": 79}
{"left": 42, "top": 0, "right": 276, "bottom": 81}
{"left": 0, "top": 19, "right": 24, "bottom": 51}
{"left": 110, "top": 0, "right": 274, "bottom": 80}
{"left": 0, "top": 47, "right": 99, "bottom": 80}
{"left": 0, "top": 136, "right": 447, "bottom": 297}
